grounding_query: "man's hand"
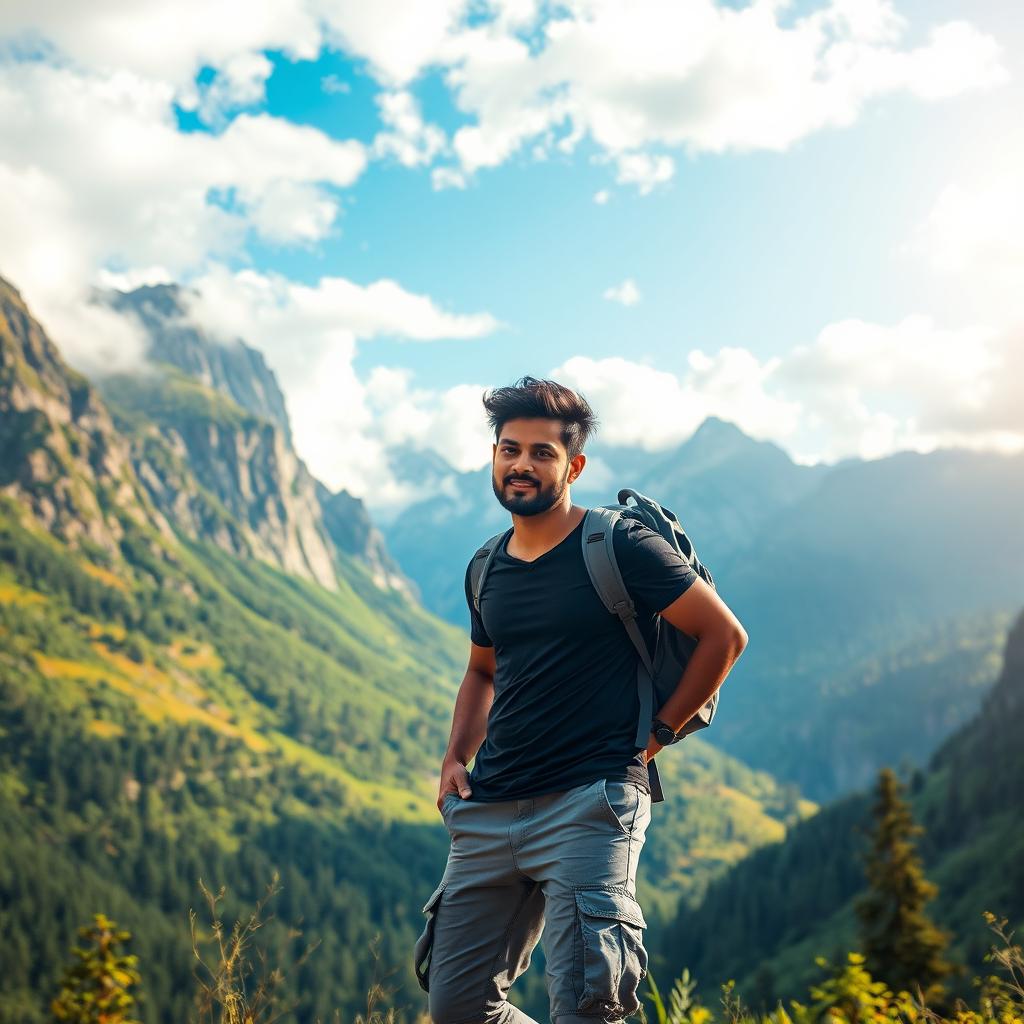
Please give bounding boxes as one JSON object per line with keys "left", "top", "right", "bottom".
{"left": 642, "top": 739, "right": 664, "bottom": 765}
{"left": 437, "top": 757, "right": 473, "bottom": 812}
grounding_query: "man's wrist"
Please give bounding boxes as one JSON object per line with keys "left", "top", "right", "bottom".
{"left": 651, "top": 717, "right": 679, "bottom": 745}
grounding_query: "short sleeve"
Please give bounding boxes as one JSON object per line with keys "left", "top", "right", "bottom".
{"left": 464, "top": 557, "right": 494, "bottom": 647}
{"left": 612, "top": 517, "right": 699, "bottom": 614}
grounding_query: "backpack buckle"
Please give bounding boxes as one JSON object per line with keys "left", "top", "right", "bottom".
{"left": 612, "top": 599, "right": 637, "bottom": 622}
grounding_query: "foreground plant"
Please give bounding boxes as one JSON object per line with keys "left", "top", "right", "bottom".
{"left": 189, "top": 872, "right": 319, "bottom": 1024}
{"left": 644, "top": 909, "right": 1022, "bottom": 1024}
{"left": 51, "top": 913, "right": 142, "bottom": 1024}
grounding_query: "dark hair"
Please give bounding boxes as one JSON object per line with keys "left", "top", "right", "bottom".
{"left": 482, "top": 376, "right": 598, "bottom": 459}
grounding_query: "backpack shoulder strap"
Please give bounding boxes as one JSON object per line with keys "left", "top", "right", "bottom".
{"left": 470, "top": 529, "right": 512, "bottom": 614}
{"left": 581, "top": 507, "right": 655, "bottom": 748}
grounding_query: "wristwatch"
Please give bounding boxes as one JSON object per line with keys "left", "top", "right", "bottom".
{"left": 651, "top": 717, "right": 679, "bottom": 746}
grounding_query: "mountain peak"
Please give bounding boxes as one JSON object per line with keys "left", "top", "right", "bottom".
{"left": 103, "top": 283, "right": 292, "bottom": 442}
{"left": 688, "top": 415, "right": 750, "bottom": 445}
{"left": 678, "top": 415, "right": 772, "bottom": 469}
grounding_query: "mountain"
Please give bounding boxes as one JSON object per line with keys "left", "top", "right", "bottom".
{"left": 100, "top": 367, "right": 340, "bottom": 590}
{"left": 106, "top": 283, "right": 293, "bottom": 441}
{"left": 0, "top": 275, "right": 168, "bottom": 551}
{"left": 716, "top": 446, "right": 1024, "bottom": 798}
{"left": 97, "top": 283, "right": 413, "bottom": 597}
{"left": 317, "top": 481, "right": 414, "bottom": 596}
{"left": 628, "top": 416, "right": 830, "bottom": 569}
{"left": 656, "top": 604, "right": 1024, "bottom": 1012}
{"left": 0, "top": 271, "right": 817, "bottom": 1024}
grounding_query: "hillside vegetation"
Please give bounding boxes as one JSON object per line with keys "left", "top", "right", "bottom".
{"left": 656, "top": 608, "right": 1024, "bottom": 1012}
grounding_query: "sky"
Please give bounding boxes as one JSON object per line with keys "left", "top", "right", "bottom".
{"left": 1, "top": 0, "right": 1022, "bottom": 515}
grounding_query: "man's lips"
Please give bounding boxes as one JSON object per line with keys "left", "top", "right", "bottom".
{"left": 507, "top": 480, "right": 538, "bottom": 489}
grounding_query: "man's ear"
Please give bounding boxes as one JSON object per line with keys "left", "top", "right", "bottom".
{"left": 568, "top": 452, "right": 586, "bottom": 484}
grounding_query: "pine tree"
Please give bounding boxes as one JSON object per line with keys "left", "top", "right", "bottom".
{"left": 854, "top": 766, "right": 956, "bottom": 1006}
{"left": 50, "top": 913, "right": 142, "bottom": 1024}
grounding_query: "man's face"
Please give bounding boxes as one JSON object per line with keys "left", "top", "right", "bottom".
{"left": 491, "top": 417, "right": 581, "bottom": 516}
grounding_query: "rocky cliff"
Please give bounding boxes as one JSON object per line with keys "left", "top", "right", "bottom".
{"left": 0, "top": 275, "right": 167, "bottom": 553}
{"left": 97, "top": 283, "right": 412, "bottom": 595}
{"left": 101, "top": 367, "right": 339, "bottom": 590}
{"left": 106, "top": 283, "right": 293, "bottom": 441}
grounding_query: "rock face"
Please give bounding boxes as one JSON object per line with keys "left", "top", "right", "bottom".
{"left": 0, "top": 275, "right": 166, "bottom": 553}
{"left": 108, "top": 377, "right": 340, "bottom": 590}
{"left": 317, "top": 482, "right": 416, "bottom": 599}
{"left": 0, "top": 272, "right": 414, "bottom": 598}
{"left": 97, "top": 282, "right": 413, "bottom": 595}
{"left": 107, "top": 283, "right": 293, "bottom": 441}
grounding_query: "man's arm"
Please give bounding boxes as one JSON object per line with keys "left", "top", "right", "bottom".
{"left": 644, "top": 576, "right": 748, "bottom": 763}
{"left": 437, "top": 641, "right": 496, "bottom": 808}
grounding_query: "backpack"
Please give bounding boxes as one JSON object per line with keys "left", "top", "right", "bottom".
{"left": 469, "top": 488, "right": 719, "bottom": 803}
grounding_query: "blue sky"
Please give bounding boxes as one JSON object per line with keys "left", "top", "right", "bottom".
{"left": 199, "top": 7, "right": 1004, "bottom": 378}
{"left": 0, "top": 0, "right": 1021, "bottom": 510}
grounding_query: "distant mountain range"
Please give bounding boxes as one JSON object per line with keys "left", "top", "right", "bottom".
{"left": 381, "top": 410, "right": 1023, "bottom": 802}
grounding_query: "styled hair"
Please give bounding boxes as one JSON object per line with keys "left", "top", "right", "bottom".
{"left": 482, "top": 376, "right": 598, "bottom": 459}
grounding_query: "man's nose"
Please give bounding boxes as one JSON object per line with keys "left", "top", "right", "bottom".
{"left": 511, "top": 454, "right": 535, "bottom": 475}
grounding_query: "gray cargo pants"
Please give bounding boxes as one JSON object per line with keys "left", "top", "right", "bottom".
{"left": 413, "top": 777, "right": 652, "bottom": 1023}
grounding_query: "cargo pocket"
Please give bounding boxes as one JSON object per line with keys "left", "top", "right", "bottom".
{"left": 413, "top": 881, "right": 446, "bottom": 993}
{"left": 573, "top": 887, "right": 648, "bottom": 1017}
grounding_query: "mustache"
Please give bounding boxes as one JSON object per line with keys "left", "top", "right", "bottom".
{"left": 505, "top": 475, "right": 539, "bottom": 486}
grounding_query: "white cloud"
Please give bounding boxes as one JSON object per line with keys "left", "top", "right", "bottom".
{"left": 593, "top": 189, "right": 611, "bottom": 205}
{"left": 613, "top": 153, "right": 674, "bottom": 194}
{"left": 900, "top": 153, "right": 1024, "bottom": 319}
{"left": 367, "top": 370, "right": 495, "bottom": 469}
{"left": 95, "top": 266, "right": 175, "bottom": 291}
{"left": 0, "top": 62, "right": 366, "bottom": 266}
{"left": 243, "top": 181, "right": 340, "bottom": 244}
{"left": 553, "top": 315, "right": 1024, "bottom": 464}
{"left": 603, "top": 279, "right": 641, "bottom": 306}
{"left": 1, "top": 1, "right": 1008, "bottom": 209}
{"left": 0, "top": 58, "right": 367, "bottom": 371}
{"left": 773, "top": 315, "right": 1023, "bottom": 457}
{"left": 321, "top": 73, "right": 351, "bottom": 95}
{"left": 553, "top": 353, "right": 799, "bottom": 451}
{"left": 428, "top": 0, "right": 1007, "bottom": 188}
{"left": 186, "top": 265, "right": 499, "bottom": 346}
{"left": 323, "top": 0, "right": 471, "bottom": 86}
{"left": 371, "top": 90, "right": 446, "bottom": 168}
{"left": 0, "top": 5, "right": 321, "bottom": 94}
{"left": 431, "top": 166, "right": 469, "bottom": 190}
{"left": 190, "top": 51, "right": 274, "bottom": 127}
{"left": 180, "top": 266, "right": 500, "bottom": 502}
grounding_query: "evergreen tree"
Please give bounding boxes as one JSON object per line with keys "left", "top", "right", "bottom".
{"left": 854, "top": 766, "right": 956, "bottom": 1006}
{"left": 50, "top": 914, "right": 142, "bottom": 1024}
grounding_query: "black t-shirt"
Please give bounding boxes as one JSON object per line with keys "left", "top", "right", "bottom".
{"left": 463, "top": 513, "right": 699, "bottom": 802}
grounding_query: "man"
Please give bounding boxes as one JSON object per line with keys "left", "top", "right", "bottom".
{"left": 414, "top": 377, "right": 748, "bottom": 1024}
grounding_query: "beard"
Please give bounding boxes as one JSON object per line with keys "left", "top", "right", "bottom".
{"left": 492, "top": 465, "right": 570, "bottom": 516}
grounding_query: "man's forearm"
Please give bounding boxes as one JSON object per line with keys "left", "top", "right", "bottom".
{"left": 654, "top": 630, "right": 746, "bottom": 737}
{"left": 445, "top": 669, "right": 494, "bottom": 766}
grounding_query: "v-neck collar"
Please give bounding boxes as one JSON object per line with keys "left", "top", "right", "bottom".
{"left": 501, "top": 516, "right": 586, "bottom": 565}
